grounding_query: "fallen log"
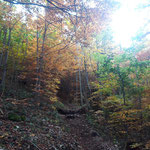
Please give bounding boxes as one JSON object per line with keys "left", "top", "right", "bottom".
{"left": 57, "top": 108, "right": 77, "bottom": 115}
{"left": 57, "top": 104, "right": 88, "bottom": 115}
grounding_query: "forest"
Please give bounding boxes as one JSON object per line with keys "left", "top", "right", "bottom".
{"left": 0, "top": 0, "right": 150, "bottom": 150}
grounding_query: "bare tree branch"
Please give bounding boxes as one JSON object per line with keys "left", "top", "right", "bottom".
{"left": 3, "top": 0, "right": 70, "bottom": 13}
{"left": 4, "top": 0, "right": 54, "bottom": 8}
{"left": 3, "top": 0, "right": 84, "bottom": 17}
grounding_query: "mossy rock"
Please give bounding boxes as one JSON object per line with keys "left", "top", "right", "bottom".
{"left": 8, "top": 112, "right": 26, "bottom": 122}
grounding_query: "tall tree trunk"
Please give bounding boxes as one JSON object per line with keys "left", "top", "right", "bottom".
{"left": 75, "top": 68, "right": 78, "bottom": 101}
{"left": 0, "top": 28, "right": 2, "bottom": 40}
{"left": 79, "top": 66, "right": 83, "bottom": 106}
{"left": 25, "top": 26, "right": 28, "bottom": 57}
{"left": 117, "top": 65, "right": 126, "bottom": 105}
{"left": 83, "top": 48, "right": 90, "bottom": 107}
{"left": 74, "top": 0, "right": 84, "bottom": 105}
{"left": 1, "top": 27, "right": 12, "bottom": 93}
{"left": 40, "top": 21, "right": 47, "bottom": 72}
{"left": 38, "top": 20, "right": 48, "bottom": 92}
{"left": 0, "top": 27, "right": 7, "bottom": 66}
{"left": 36, "top": 25, "right": 40, "bottom": 91}
{"left": 83, "top": 50, "right": 91, "bottom": 92}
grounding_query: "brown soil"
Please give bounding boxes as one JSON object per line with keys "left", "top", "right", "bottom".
{"left": 0, "top": 98, "right": 118, "bottom": 150}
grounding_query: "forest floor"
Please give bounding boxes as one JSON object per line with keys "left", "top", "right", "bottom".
{"left": 0, "top": 97, "right": 118, "bottom": 150}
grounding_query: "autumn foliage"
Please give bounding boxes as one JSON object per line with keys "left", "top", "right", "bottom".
{"left": 0, "top": 0, "right": 150, "bottom": 149}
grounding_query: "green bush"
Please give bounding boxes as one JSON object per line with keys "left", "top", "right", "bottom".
{"left": 53, "top": 101, "right": 65, "bottom": 109}
{"left": 8, "top": 112, "right": 26, "bottom": 121}
{"left": 3, "top": 88, "right": 33, "bottom": 99}
{"left": 17, "top": 89, "right": 33, "bottom": 99}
